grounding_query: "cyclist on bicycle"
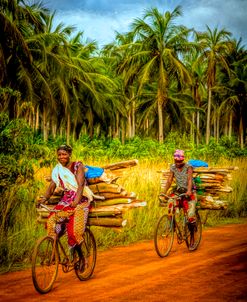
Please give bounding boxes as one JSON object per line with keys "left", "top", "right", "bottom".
{"left": 38, "top": 144, "right": 89, "bottom": 259}
{"left": 162, "top": 149, "right": 197, "bottom": 225}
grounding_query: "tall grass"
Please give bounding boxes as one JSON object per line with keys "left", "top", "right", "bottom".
{"left": 88, "top": 157, "right": 247, "bottom": 249}
{"left": 1, "top": 157, "right": 247, "bottom": 272}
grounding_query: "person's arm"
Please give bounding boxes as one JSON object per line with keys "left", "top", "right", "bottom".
{"left": 71, "top": 163, "right": 85, "bottom": 207}
{"left": 186, "top": 166, "right": 193, "bottom": 196}
{"left": 39, "top": 181, "right": 56, "bottom": 204}
{"left": 162, "top": 171, "right": 174, "bottom": 195}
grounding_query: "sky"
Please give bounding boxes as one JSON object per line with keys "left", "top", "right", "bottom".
{"left": 43, "top": 0, "right": 247, "bottom": 48}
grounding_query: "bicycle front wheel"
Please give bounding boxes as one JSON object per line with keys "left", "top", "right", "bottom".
{"left": 74, "top": 228, "right": 97, "bottom": 281}
{"left": 154, "top": 214, "right": 174, "bottom": 257}
{"left": 32, "top": 236, "right": 59, "bottom": 294}
{"left": 185, "top": 211, "right": 202, "bottom": 251}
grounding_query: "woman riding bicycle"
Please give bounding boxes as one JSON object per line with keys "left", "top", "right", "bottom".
{"left": 38, "top": 144, "right": 89, "bottom": 258}
{"left": 162, "top": 149, "right": 197, "bottom": 225}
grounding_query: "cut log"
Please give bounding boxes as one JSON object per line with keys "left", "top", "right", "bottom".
{"left": 91, "top": 201, "right": 147, "bottom": 213}
{"left": 102, "top": 159, "right": 138, "bottom": 170}
{"left": 87, "top": 218, "right": 127, "bottom": 227}
{"left": 96, "top": 191, "right": 136, "bottom": 199}
{"left": 88, "top": 212, "right": 122, "bottom": 217}
{"left": 92, "top": 198, "right": 133, "bottom": 207}
{"left": 88, "top": 183, "right": 123, "bottom": 194}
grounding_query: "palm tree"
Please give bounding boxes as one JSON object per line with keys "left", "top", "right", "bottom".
{"left": 184, "top": 49, "right": 207, "bottom": 145}
{"left": 223, "top": 39, "right": 247, "bottom": 148}
{"left": 120, "top": 6, "right": 192, "bottom": 143}
{"left": 0, "top": 0, "right": 49, "bottom": 118}
{"left": 196, "top": 26, "right": 232, "bottom": 144}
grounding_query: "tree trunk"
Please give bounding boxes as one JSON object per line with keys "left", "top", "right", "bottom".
{"left": 191, "top": 113, "right": 195, "bottom": 144}
{"left": 121, "top": 118, "right": 125, "bottom": 144}
{"left": 66, "top": 112, "right": 71, "bottom": 145}
{"left": 216, "top": 112, "right": 220, "bottom": 143}
{"left": 157, "top": 100, "right": 164, "bottom": 143}
{"left": 43, "top": 109, "right": 48, "bottom": 142}
{"left": 132, "top": 100, "right": 136, "bottom": 137}
{"left": 115, "top": 113, "right": 119, "bottom": 138}
{"left": 206, "top": 87, "right": 212, "bottom": 144}
{"left": 239, "top": 116, "right": 244, "bottom": 149}
{"left": 228, "top": 111, "right": 233, "bottom": 139}
{"left": 52, "top": 118, "right": 57, "bottom": 139}
{"left": 127, "top": 112, "right": 132, "bottom": 139}
{"left": 196, "top": 110, "right": 200, "bottom": 146}
{"left": 35, "top": 106, "right": 39, "bottom": 132}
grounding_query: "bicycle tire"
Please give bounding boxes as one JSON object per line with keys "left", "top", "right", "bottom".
{"left": 74, "top": 228, "right": 97, "bottom": 281}
{"left": 185, "top": 211, "right": 202, "bottom": 251}
{"left": 154, "top": 214, "right": 174, "bottom": 257}
{"left": 32, "top": 236, "right": 59, "bottom": 294}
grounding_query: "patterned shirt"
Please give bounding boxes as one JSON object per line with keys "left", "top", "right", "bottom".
{"left": 170, "top": 162, "right": 192, "bottom": 190}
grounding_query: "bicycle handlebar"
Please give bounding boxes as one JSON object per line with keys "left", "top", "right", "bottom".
{"left": 38, "top": 203, "right": 61, "bottom": 212}
{"left": 159, "top": 193, "right": 188, "bottom": 200}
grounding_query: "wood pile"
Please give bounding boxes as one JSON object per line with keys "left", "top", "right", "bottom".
{"left": 37, "top": 159, "right": 146, "bottom": 228}
{"left": 159, "top": 166, "right": 238, "bottom": 210}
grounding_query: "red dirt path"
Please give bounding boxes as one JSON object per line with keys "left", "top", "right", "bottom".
{"left": 0, "top": 223, "right": 247, "bottom": 302}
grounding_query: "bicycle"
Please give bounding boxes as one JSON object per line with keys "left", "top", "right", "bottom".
{"left": 154, "top": 193, "right": 202, "bottom": 258}
{"left": 32, "top": 204, "right": 97, "bottom": 294}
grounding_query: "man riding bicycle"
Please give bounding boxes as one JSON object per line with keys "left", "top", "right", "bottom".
{"left": 161, "top": 149, "right": 197, "bottom": 225}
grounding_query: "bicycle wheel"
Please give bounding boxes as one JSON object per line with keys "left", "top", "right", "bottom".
{"left": 154, "top": 214, "right": 174, "bottom": 257}
{"left": 32, "top": 236, "right": 59, "bottom": 294}
{"left": 74, "top": 228, "right": 97, "bottom": 281}
{"left": 185, "top": 211, "right": 202, "bottom": 251}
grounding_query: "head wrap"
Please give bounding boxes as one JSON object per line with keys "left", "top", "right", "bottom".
{"left": 173, "top": 149, "right": 185, "bottom": 160}
{"left": 57, "top": 144, "right": 73, "bottom": 154}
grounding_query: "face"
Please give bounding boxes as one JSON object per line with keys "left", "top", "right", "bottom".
{"left": 174, "top": 159, "right": 184, "bottom": 168}
{"left": 57, "top": 149, "right": 71, "bottom": 166}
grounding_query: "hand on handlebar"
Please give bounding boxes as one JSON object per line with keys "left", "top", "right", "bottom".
{"left": 185, "top": 190, "right": 192, "bottom": 197}
{"left": 159, "top": 193, "right": 170, "bottom": 202}
{"left": 36, "top": 196, "right": 48, "bottom": 207}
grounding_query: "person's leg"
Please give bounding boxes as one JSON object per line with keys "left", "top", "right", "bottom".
{"left": 74, "top": 204, "right": 89, "bottom": 244}
{"left": 187, "top": 200, "right": 196, "bottom": 223}
{"left": 46, "top": 213, "right": 57, "bottom": 237}
{"left": 187, "top": 192, "right": 197, "bottom": 223}
{"left": 67, "top": 204, "right": 89, "bottom": 248}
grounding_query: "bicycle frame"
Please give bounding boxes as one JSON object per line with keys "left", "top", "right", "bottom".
{"left": 167, "top": 195, "right": 189, "bottom": 244}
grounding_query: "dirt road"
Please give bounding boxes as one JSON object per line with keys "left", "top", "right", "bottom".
{"left": 0, "top": 223, "right": 247, "bottom": 302}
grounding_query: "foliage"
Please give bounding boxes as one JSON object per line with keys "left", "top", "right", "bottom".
{"left": 0, "top": 114, "right": 49, "bottom": 270}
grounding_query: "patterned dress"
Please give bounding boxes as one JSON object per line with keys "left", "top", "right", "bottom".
{"left": 47, "top": 161, "right": 89, "bottom": 247}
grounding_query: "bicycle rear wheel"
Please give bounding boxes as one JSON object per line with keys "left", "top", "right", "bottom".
{"left": 32, "top": 236, "right": 59, "bottom": 294}
{"left": 74, "top": 228, "right": 97, "bottom": 281}
{"left": 154, "top": 214, "right": 174, "bottom": 257}
{"left": 185, "top": 211, "right": 202, "bottom": 251}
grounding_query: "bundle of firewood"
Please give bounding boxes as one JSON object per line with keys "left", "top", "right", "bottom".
{"left": 37, "top": 159, "right": 146, "bottom": 228}
{"left": 159, "top": 166, "right": 238, "bottom": 210}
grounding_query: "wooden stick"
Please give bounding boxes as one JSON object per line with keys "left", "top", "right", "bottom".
{"left": 102, "top": 159, "right": 138, "bottom": 170}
